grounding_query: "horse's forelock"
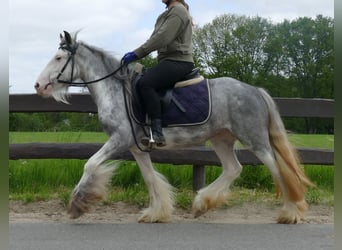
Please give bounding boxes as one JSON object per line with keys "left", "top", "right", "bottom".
{"left": 68, "top": 30, "right": 80, "bottom": 43}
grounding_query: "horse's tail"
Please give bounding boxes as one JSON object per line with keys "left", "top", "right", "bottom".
{"left": 257, "top": 88, "right": 315, "bottom": 202}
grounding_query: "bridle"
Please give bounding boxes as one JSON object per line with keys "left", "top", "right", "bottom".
{"left": 56, "top": 40, "right": 151, "bottom": 152}
{"left": 56, "top": 42, "right": 125, "bottom": 86}
{"left": 55, "top": 42, "right": 78, "bottom": 85}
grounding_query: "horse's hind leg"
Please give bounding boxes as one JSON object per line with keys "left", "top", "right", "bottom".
{"left": 192, "top": 131, "right": 242, "bottom": 217}
{"left": 253, "top": 146, "right": 309, "bottom": 224}
{"left": 130, "top": 148, "right": 175, "bottom": 223}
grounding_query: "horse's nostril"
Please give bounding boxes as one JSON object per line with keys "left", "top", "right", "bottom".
{"left": 35, "top": 83, "right": 39, "bottom": 89}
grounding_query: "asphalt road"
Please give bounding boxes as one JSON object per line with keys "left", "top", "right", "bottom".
{"left": 10, "top": 223, "right": 334, "bottom": 250}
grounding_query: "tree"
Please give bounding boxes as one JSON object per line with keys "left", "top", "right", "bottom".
{"left": 193, "top": 14, "right": 334, "bottom": 133}
{"left": 271, "top": 16, "right": 334, "bottom": 133}
{"left": 193, "top": 14, "right": 334, "bottom": 99}
{"left": 138, "top": 55, "right": 157, "bottom": 68}
{"left": 193, "top": 15, "right": 272, "bottom": 84}
{"left": 277, "top": 16, "right": 334, "bottom": 98}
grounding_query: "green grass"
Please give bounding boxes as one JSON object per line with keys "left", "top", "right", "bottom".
{"left": 288, "top": 134, "right": 334, "bottom": 149}
{"left": 10, "top": 132, "right": 334, "bottom": 148}
{"left": 9, "top": 131, "right": 108, "bottom": 143}
{"left": 9, "top": 132, "right": 334, "bottom": 208}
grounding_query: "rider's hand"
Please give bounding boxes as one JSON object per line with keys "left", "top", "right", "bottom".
{"left": 121, "top": 52, "right": 138, "bottom": 65}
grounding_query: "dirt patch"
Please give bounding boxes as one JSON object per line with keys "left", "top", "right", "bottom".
{"left": 9, "top": 200, "right": 334, "bottom": 224}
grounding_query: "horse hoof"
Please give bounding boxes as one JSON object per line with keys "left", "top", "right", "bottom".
{"left": 192, "top": 202, "right": 208, "bottom": 218}
{"left": 138, "top": 217, "right": 168, "bottom": 223}
{"left": 138, "top": 215, "right": 157, "bottom": 223}
{"left": 193, "top": 209, "right": 206, "bottom": 218}
{"left": 138, "top": 209, "right": 170, "bottom": 223}
{"left": 68, "top": 202, "right": 85, "bottom": 219}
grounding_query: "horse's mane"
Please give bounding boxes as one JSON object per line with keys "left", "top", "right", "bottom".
{"left": 66, "top": 31, "right": 132, "bottom": 79}
{"left": 79, "top": 42, "right": 120, "bottom": 69}
{"left": 78, "top": 41, "right": 134, "bottom": 82}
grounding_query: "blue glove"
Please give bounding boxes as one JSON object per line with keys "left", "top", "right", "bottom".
{"left": 121, "top": 52, "right": 138, "bottom": 65}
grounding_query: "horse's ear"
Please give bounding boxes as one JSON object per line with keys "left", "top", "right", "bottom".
{"left": 63, "top": 31, "right": 72, "bottom": 45}
{"left": 60, "top": 33, "right": 63, "bottom": 41}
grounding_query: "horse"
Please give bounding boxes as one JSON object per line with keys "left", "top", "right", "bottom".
{"left": 35, "top": 31, "right": 314, "bottom": 224}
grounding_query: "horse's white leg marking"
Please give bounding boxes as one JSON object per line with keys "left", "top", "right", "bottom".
{"left": 68, "top": 141, "right": 117, "bottom": 218}
{"left": 253, "top": 149, "right": 307, "bottom": 224}
{"left": 130, "top": 148, "right": 175, "bottom": 223}
{"left": 192, "top": 131, "right": 242, "bottom": 217}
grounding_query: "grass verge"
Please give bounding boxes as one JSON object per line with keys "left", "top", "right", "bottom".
{"left": 9, "top": 133, "right": 334, "bottom": 209}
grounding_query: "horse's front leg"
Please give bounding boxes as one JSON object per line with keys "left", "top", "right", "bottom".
{"left": 68, "top": 140, "right": 119, "bottom": 219}
{"left": 130, "top": 147, "right": 175, "bottom": 223}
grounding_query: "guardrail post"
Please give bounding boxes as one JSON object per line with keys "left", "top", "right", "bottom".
{"left": 192, "top": 164, "right": 206, "bottom": 192}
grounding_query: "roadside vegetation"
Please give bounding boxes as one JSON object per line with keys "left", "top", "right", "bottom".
{"left": 9, "top": 132, "right": 334, "bottom": 209}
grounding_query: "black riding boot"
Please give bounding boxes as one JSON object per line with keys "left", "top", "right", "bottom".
{"left": 151, "top": 118, "right": 166, "bottom": 147}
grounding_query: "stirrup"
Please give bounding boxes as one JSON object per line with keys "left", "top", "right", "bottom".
{"left": 140, "top": 127, "right": 156, "bottom": 147}
{"left": 149, "top": 127, "right": 155, "bottom": 144}
{"left": 140, "top": 127, "right": 166, "bottom": 147}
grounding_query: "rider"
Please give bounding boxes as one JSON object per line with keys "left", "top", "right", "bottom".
{"left": 121, "top": 0, "right": 194, "bottom": 146}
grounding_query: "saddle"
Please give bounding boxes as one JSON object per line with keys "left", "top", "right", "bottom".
{"left": 130, "top": 63, "right": 211, "bottom": 127}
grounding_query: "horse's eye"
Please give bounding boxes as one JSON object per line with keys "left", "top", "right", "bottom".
{"left": 56, "top": 56, "right": 62, "bottom": 61}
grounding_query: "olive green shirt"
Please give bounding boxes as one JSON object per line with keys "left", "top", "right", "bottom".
{"left": 134, "top": 3, "right": 194, "bottom": 63}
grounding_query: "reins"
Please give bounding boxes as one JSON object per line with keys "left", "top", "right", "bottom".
{"left": 56, "top": 41, "right": 151, "bottom": 152}
{"left": 122, "top": 81, "right": 152, "bottom": 153}
{"left": 57, "top": 64, "right": 126, "bottom": 86}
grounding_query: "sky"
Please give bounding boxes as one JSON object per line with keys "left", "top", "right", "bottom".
{"left": 9, "top": 0, "right": 334, "bottom": 94}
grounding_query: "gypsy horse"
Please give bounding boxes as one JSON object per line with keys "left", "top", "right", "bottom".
{"left": 35, "top": 31, "right": 314, "bottom": 224}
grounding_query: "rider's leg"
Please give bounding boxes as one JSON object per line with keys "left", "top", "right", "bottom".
{"left": 138, "top": 60, "right": 194, "bottom": 146}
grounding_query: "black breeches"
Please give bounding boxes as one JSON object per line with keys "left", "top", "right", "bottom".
{"left": 138, "top": 60, "right": 194, "bottom": 119}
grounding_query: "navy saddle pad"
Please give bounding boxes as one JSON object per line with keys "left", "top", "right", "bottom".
{"left": 131, "top": 79, "right": 212, "bottom": 127}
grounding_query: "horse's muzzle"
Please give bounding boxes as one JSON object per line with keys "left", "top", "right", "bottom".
{"left": 35, "top": 82, "right": 52, "bottom": 96}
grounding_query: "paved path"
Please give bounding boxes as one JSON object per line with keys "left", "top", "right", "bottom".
{"left": 10, "top": 223, "right": 334, "bottom": 250}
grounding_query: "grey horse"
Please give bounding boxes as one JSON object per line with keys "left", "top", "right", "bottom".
{"left": 35, "top": 31, "right": 314, "bottom": 224}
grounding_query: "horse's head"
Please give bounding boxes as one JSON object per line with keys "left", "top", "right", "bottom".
{"left": 35, "top": 31, "right": 80, "bottom": 102}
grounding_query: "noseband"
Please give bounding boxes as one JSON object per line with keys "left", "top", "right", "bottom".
{"left": 56, "top": 42, "right": 125, "bottom": 86}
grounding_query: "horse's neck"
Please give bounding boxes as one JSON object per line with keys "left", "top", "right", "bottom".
{"left": 77, "top": 43, "right": 125, "bottom": 109}
{"left": 87, "top": 78, "right": 123, "bottom": 107}
{"left": 86, "top": 76, "right": 128, "bottom": 129}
